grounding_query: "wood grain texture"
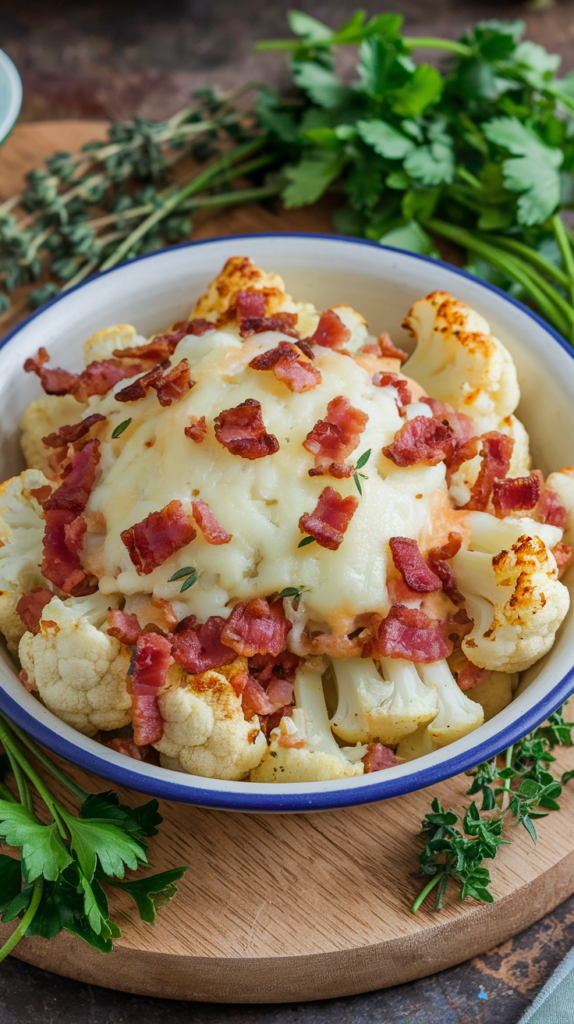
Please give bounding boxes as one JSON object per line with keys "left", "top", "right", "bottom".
{"left": 1, "top": 120, "right": 574, "bottom": 1005}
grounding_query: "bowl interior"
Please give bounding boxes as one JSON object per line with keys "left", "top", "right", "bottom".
{"left": 0, "top": 49, "right": 22, "bottom": 145}
{"left": 1, "top": 234, "right": 573, "bottom": 811}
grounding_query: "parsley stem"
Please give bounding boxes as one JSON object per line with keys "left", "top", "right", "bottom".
{"left": 411, "top": 870, "right": 447, "bottom": 913}
{"left": 504, "top": 745, "right": 514, "bottom": 792}
{"left": 0, "top": 720, "right": 67, "bottom": 836}
{"left": 0, "top": 877, "right": 43, "bottom": 965}
{"left": 489, "top": 234, "right": 570, "bottom": 290}
{"left": 99, "top": 137, "right": 266, "bottom": 271}
{"left": 551, "top": 214, "right": 574, "bottom": 342}
{"left": 403, "top": 37, "right": 472, "bottom": 57}
{"left": 435, "top": 872, "right": 449, "bottom": 910}
{"left": 4, "top": 748, "right": 32, "bottom": 813}
{"left": 0, "top": 714, "right": 89, "bottom": 801}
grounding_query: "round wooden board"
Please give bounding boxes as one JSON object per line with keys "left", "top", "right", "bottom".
{"left": 2, "top": 121, "right": 574, "bottom": 1004}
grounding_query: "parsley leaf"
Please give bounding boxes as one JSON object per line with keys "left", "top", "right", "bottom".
{"left": 483, "top": 117, "right": 563, "bottom": 224}
{"left": 108, "top": 867, "right": 187, "bottom": 924}
{"left": 404, "top": 140, "right": 455, "bottom": 186}
{"left": 293, "top": 62, "right": 347, "bottom": 109}
{"left": 391, "top": 64, "right": 443, "bottom": 117}
{"left": 60, "top": 809, "right": 147, "bottom": 881}
{"left": 111, "top": 418, "right": 132, "bottom": 439}
{"left": 283, "top": 152, "right": 347, "bottom": 207}
{"left": 0, "top": 802, "right": 72, "bottom": 882}
{"left": 356, "top": 119, "right": 414, "bottom": 160}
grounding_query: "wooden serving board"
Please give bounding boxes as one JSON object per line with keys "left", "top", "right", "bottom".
{"left": 2, "top": 121, "right": 574, "bottom": 1004}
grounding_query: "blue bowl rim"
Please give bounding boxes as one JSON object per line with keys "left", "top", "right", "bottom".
{"left": 0, "top": 48, "right": 22, "bottom": 144}
{"left": 1, "top": 230, "right": 573, "bottom": 813}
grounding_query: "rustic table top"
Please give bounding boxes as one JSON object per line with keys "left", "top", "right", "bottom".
{"left": 2, "top": 1, "right": 574, "bottom": 1020}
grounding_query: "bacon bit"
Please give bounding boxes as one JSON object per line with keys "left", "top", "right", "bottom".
{"left": 41, "top": 440, "right": 101, "bottom": 594}
{"left": 42, "top": 413, "right": 107, "bottom": 449}
{"left": 44, "top": 439, "right": 101, "bottom": 516}
{"left": 456, "top": 659, "right": 491, "bottom": 691}
{"left": 229, "top": 669, "right": 248, "bottom": 697}
{"left": 242, "top": 676, "right": 275, "bottom": 716}
{"left": 311, "top": 309, "right": 351, "bottom": 349}
{"left": 445, "top": 436, "right": 481, "bottom": 484}
{"left": 16, "top": 588, "right": 53, "bottom": 634}
{"left": 383, "top": 415, "right": 455, "bottom": 468}
{"left": 492, "top": 473, "right": 540, "bottom": 518}
{"left": 184, "top": 416, "right": 207, "bottom": 443}
{"left": 533, "top": 471, "right": 567, "bottom": 529}
{"left": 295, "top": 339, "right": 315, "bottom": 360}
{"left": 74, "top": 360, "right": 144, "bottom": 404}
{"left": 151, "top": 595, "right": 178, "bottom": 629}
{"left": 241, "top": 309, "right": 301, "bottom": 340}
{"left": 30, "top": 485, "right": 53, "bottom": 505}
{"left": 303, "top": 396, "right": 368, "bottom": 475}
{"left": 237, "top": 290, "right": 266, "bottom": 334}
{"left": 265, "top": 677, "right": 294, "bottom": 710}
{"left": 372, "top": 371, "right": 412, "bottom": 409}
{"left": 299, "top": 486, "right": 359, "bottom": 551}
{"left": 115, "top": 361, "right": 169, "bottom": 403}
{"left": 171, "top": 615, "right": 236, "bottom": 674}
{"left": 421, "top": 397, "right": 476, "bottom": 445}
{"left": 248, "top": 650, "right": 300, "bottom": 685}
{"left": 462, "top": 432, "right": 514, "bottom": 511}
{"left": 132, "top": 632, "right": 173, "bottom": 696}
{"left": 278, "top": 735, "right": 305, "bottom": 749}
{"left": 427, "top": 533, "right": 464, "bottom": 605}
{"left": 106, "top": 737, "right": 149, "bottom": 761}
{"left": 121, "top": 500, "right": 196, "bottom": 575}
{"left": 377, "top": 605, "right": 453, "bottom": 663}
{"left": 249, "top": 341, "right": 321, "bottom": 393}
{"left": 308, "top": 462, "right": 353, "bottom": 479}
{"left": 214, "top": 398, "right": 279, "bottom": 460}
{"left": 24, "top": 347, "right": 49, "bottom": 370}
{"left": 191, "top": 499, "right": 232, "bottom": 545}
{"left": 173, "top": 318, "right": 217, "bottom": 336}
{"left": 378, "top": 332, "right": 408, "bottom": 363}
{"left": 151, "top": 359, "right": 194, "bottom": 407}
{"left": 362, "top": 742, "right": 403, "bottom": 772}
{"left": 24, "top": 348, "right": 77, "bottom": 395}
{"left": 113, "top": 336, "right": 182, "bottom": 363}
{"left": 221, "top": 598, "right": 291, "bottom": 658}
{"left": 107, "top": 609, "right": 142, "bottom": 645}
{"left": 132, "top": 694, "right": 163, "bottom": 746}
{"left": 553, "top": 542, "right": 572, "bottom": 577}
{"left": 389, "top": 537, "right": 442, "bottom": 593}
{"left": 19, "top": 669, "right": 36, "bottom": 692}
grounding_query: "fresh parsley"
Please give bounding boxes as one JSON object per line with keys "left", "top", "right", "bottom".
{"left": 412, "top": 706, "right": 574, "bottom": 912}
{"left": 111, "top": 418, "right": 132, "bottom": 439}
{"left": 353, "top": 448, "right": 371, "bottom": 496}
{"left": 168, "top": 566, "right": 199, "bottom": 592}
{"left": 277, "top": 585, "right": 309, "bottom": 601}
{"left": 0, "top": 713, "right": 187, "bottom": 962}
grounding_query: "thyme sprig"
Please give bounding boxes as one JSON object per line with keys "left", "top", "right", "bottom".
{"left": 412, "top": 707, "right": 574, "bottom": 912}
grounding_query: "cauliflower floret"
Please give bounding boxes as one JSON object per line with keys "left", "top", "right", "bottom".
{"left": 449, "top": 416, "right": 531, "bottom": 506}
{"left": 466, "top": 671, "right": 516, "bottom": 721}
{"left": 403, "top": 292, "right": 529, "bottom": 468}
{"left": 155, "top": 668, "right": 267, "bottom": 780}
{"left": 452, "top": 517, "right": 570, "bottom": 672}
{"left": 546, "top": 468, "right": 574, "bottom": 545}
{"left": 0, "top": 469, "right": 53, "bottom": 653}
{"left": 192, "top": 255, "right": 319, "bottom": 338}
{"left": 330, "top": 656, "right": 438, "bottom": 745}
{"left": 250, "top": 664, "right": 363, "bottom": 782}
{"left": 20, "top": 394, "right": 87, "bottom": 476}
{"left": 19, "top": 592, "right": 131, "bottom": 736}
{"left": 82, "top": 323, "right": 142, "bottom": 364}
{"left": 396, "top": 723, "right": 437, "bottom": 761}
{"left": 418, "top": 661, "right": 484, "bottom": 746}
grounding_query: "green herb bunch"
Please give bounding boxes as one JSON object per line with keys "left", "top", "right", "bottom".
{"left": 0, "top": 712, "right": 186, "bottom": 962}
{"left": 0, "top": 87, "right": 278, "bottom": 317}
{"left": 257, "top": 12, "right": 574, "bottom": 341}
{"left": 411, "top": 706, "right": 573, "bottom": 912}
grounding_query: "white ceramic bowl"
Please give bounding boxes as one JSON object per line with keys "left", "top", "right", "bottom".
{"left": 0, "top": 49, "right": 22, "bottom": 145}
{"left": 1, "top": 233, "right": 573, "bottom": 811}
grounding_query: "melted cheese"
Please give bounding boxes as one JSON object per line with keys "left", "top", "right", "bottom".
{"left": 83, "top": 325, "right": 452, "bottom": 634}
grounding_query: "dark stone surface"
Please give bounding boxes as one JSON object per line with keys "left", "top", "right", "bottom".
{"left": 2, "top": 1, "right": 574, "bottom": 1019}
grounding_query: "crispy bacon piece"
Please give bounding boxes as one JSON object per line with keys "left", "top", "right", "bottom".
{"left": 107, "top": 609, "right": 142, "bottom": 645}
{"left": 16, "top": 589, "right": 53, "bottom": 634}
{"left": 30, "top": 485, "right": 52, "bottom": 506}
{"left": 191, "top": 499, "right": 232, "bottom": 545}
{"left": 553, "top": 542, "right": 572, "bottom": 577}
{"left": 113, "top": 320, "right": 215, "bottom": 363}
{"left": 308, "top": 462, "right": 353, "bottom": 479}
{"left": 115, "top": 361, "right": 169, "bottom": 403}
{"left": 24, "top": 348, "right": 77, "bottom": 395}
{"left": 241, "top": 308, "right": 301, "bottom": 340}
{"left": 42, "top": 413, "right": 107, "bottom": 449}
{"left": 249, "top": 341, "right": 321, "bottom": 393}
{"left": 421, "top": 398, "right": 476, "bottom": 445}
{"left": 184, "top": 416, "right": 207, "bottom": 443}
{"left": 362, "top": 742, "right": 403, "bottom": 772}
{"left": 427, "top": 533, "right": 464, "bottom": 605}
{"left": 533, "top": 471, "right": 567, "bottom": 529}
{"left": 383, "top": 416, "right": 455, "bottom": 468}
{"left": 214, "top": 398, "right": 279, "bottom": 460}
{"left": 241, "top": 675, "right": 294, "bottom": 718}
{"left": 378, "top": 332, "right": 408, "bottom": 363}
{"left": 132, "top": 632, "right": 173, "bottom": 696}
{"left": 172, "top": 318, "right": 217, "bottom": 336}
{"left": 492, "top": 473, "right": 540, "bottom": 519}
{"left": 221, "top": 598, "right": 291, "bottom": 658}
{"left": 299, "top": 486, "right": 359, "bottom": 551}
{"left": 132, "top": 695, "right": 164, "bottom": 746}
{"left": 121, "top": 500, "right": 196, "bottom": 575}
{"left": 456, "top": 659, "right": 491, "bottom": 692}
{"left": 303, "top": 396, "right": 368, "bottom": 474}
{"left": 151, "top": 359, "right": 194, "bottom": 407}
{"left": 171, "top": 615, "right": 236, "bottom": 674}
{"left": 41, "top": 440, "right": 101, "bottom": 594}
{"left": 25, "top": 348, "right": 147, "bottom": 404}
{"left": 462, "top": 432, "right": 514, "bottom": 511}
{"left": 389, "top": 537, "right": 442, "bottom": 593}
{"left": 373, "top": 371, "right": 412, "bottom": 409}
{"left": 248, "top": 650, "right": 300, "bottom": 684}
{"left": 295, "top": 339, "right": 315, "bottom": 360}
{"left": 237, "top": 290, "right": 266, "bottom": 334}
{"left": 19, "top": 670, "right": 36, "bottom": 692}
{"left": 311, "top": 309, "right": 351, "bottom": 349}
{"left": 377, "top": 605, "right": 453, "bottom": 663}
{"left": 106, "top": 737, "right": 149, "bottom": 760}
